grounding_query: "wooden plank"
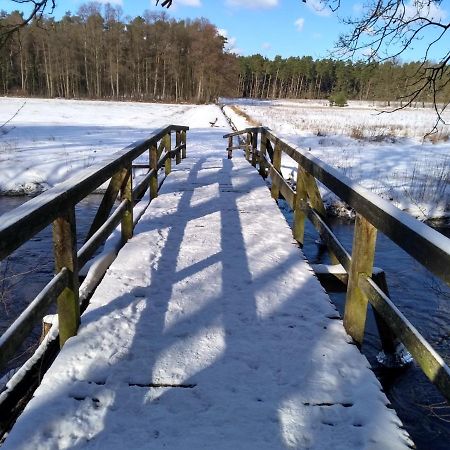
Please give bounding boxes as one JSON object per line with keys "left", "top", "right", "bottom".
{"left": 181, "top": 130, "right": 187, "bottom": 159}
{"left": 176, "top": 131, "right": 182, "bottom": 165}
{"left": 343, "top": 214, "right": 377, "bottom": 347}
{"left": 270, "top": 140, "right": 282, "bottom": 200}
{"left": 371, "top": 271, "right": 398, "bottom": 355}
{"left": 164, "top": 132, "right": 172, "bottom": 176}
{"left": 0, "top": 269, "right": 68, "bottom": 370}
{"left": 245, "top": 133, "right": 251, "bottom": 162}
{"left": 150, "top": 143, "right": 158, "bottom": 200}
{"left": 360, "top": 276, "right": 450, "bottom": 401}
{"left": 53, "top": 207, "right": 79, "bottom": 347}
{"left": 251, "top": 132, "right": 258, "bottom": 167}
{"left": 227, "top": 136, "right": 233, "bottom": 159}
{"left": 293, "top": 163, "right": 307, "bottom": 244}
{"left": 120, "top": 165, "right": 133, "bottom": 245}
{"left": 259, "top": 132, "right": 267, "bottom": 178}
{"left": 223, "top": 127, "right": 262, "bottom": 139}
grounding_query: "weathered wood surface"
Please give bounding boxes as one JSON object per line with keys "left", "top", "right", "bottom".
{"left": 343, "top": 215, "right": 377, "bottom": 347}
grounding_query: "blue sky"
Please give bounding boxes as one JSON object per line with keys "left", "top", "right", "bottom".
{"left": 5, "top": 0, "right": 450, "bottom": 61}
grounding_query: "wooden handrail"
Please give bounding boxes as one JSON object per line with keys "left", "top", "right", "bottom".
{"left": 224, "top": 126, "right": 450, "bottom": 402}
{"left": 0, "top": 124, "right": 188, "bottom": 370}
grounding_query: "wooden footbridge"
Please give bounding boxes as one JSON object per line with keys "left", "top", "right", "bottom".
{"left": 0, "top": 124, "right": 449, "bottom": 449}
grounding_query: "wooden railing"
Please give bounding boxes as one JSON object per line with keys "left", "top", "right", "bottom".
{"left": 0, "top": 125, "right": 188, "bottom": 371}
{"left": 224, "top": 126, "right": 450, "bottom": 401}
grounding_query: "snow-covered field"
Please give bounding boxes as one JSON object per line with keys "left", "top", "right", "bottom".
{"left": 0, "top": 97, "right": 224, "bottom": 195}
{"left": 222, "top": 99, "right": 450, "bottom": 220}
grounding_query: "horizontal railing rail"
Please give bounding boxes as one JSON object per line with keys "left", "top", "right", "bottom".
{"left": 224, "top": 126, "right": 450, "bottom": 401}
{"left": 0, "top": 125, "right": 188, "bottom": 371}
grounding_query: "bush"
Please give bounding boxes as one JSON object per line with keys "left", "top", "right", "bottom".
{"left": 329, "top": 92, "right": 348, "bottom": 107}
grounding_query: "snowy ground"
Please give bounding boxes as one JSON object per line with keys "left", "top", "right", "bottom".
{"left": 2, "top": 123, "right": 412, "bottom": 449}
{"left": 0, "top": 97, "right": 219, "bottom": 195}
{"left": 222, "top": 99, "right": 450, "bottom": 220}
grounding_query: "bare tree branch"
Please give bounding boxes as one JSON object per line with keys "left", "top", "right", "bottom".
{"left": 0, "top": 1, "right": 55, "bottom": 46}
{"left": 315, "top": 1, "right": 450, "bottom": 129}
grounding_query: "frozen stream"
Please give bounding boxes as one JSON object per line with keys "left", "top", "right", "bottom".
{"left": 0, "top": 196, "right": 449, "bottom": 450}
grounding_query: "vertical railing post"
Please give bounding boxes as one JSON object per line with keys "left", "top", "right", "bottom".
{"left": 121, "top": 165, "right": 133, "bottom": 244}
{"left": 181, "top": 130, "right": 187, "bottom": 159}
{"left": 150, "top": 143, "right": 158, "bottom": 200}
{"left": 53, "top": 206, "right": 79, "bottom": 347}
{"left": 371, "top": 271, "right": 409, "bottom": 366}
{"left": 164, "top": 132, "right": 172, "bottom": 176}
{"left": 245, "top": 132, "right": 251, "bottom": 161}
{"left": 293, "top": 164, "right": 307, "bottom": 245}
{"left": 251, "top": 131, "right": 258, "bottom": 167}
{"left": 259, "top": 131, "right": 267, "bottom": 178}
{"left": 227, "top": 135, "right": 233, "bottom": 159}
{"left": 270, "top": 139, "right": 282, "bottom": 200}
{"left": 302, "top": 171, "right": 339, "bottom": 264}
{"left": 343, "top": 214, "right": 377, "bottom": 347}
{"left": 175, "top": 130, "right": 182, "bottom": 165}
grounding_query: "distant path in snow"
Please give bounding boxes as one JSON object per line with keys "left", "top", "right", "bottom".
{"left": 2, "top": 126, "right": 413, "bottom": 449}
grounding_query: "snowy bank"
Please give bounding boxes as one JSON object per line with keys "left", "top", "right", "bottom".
{"left": 222, "top": 100, "right": 449, "bottom": 221}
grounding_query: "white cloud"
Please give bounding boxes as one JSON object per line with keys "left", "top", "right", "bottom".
{"left": 305, "top": 0, "right": 332, "bottom": 17}
{"left": 226, "top": 0, "right": 278, "bottom": 9}
{"left": 403, "top": 0, "right": 447, "bottom": 22}
{"left": 217, "top": 28, "right": 240, "bottom": 53}
{"left": 96, "top": 0, "right": 123, "bottom": 4}
{"left": 294, "top": 17, "right": 305, "bottom": 31}
{"left": 177, "top": 0, "right": 202, "bottom": 6}
{"left": 261, "top": 42, "right": 272, "bottom": 50}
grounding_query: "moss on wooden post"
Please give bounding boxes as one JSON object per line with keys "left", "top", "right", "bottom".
{"left": 181, "top": 130, "right": 187, "bottom": 159}
{"left": 270, "top": 140, "right": 282, "bottom": 200}
{"left": 245, "top": 133, "right": 251, "bottom": 161}
{"left": 53, "top": 207, "right": 79, "bottom": 348}
{"left": 259, "top": 132, "right": 267, "bottom": 178}
{"left": 293, "top": 164, "right": 307, "bottom": 245}
{"left": 343, "top": 214, "right": 377, "bottom": 347}
{"left": 251, "top": 132, "right": 257, "bottom": 167}
{"left": 120, "top": 165, "right": 133, "bottom": 244}
{"left": 175, "top": 131, "right": 182, "bottom": 165}
{"left": 164, "top": 132, "right": 172, "bottom": 176}
{"left": 150, "top": 143, "right": 158, "bottom": 200}
{"left": 372, "top": 271, "right": 398, "bottom": 354}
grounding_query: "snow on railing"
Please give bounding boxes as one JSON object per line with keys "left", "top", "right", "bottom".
{"left": 224, "top": 126, "right": 450, "bottom": 402}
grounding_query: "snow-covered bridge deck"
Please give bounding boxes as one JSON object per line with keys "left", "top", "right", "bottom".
{"left": 3, "top": 131, "right": 412, "bottom": 449}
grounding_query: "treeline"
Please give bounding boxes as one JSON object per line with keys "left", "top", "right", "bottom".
{"left": 0, "top": 5, "right": 238, "bottom": 102}
{"left": 1, "top": 6, "right": 448, "bottom": 105}
{"left": 237, "top": 54, "right": 450, "bottom": 104}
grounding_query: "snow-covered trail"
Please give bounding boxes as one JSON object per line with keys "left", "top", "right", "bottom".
{"left": 3, "top": 113, "right": 412, "bottom": 449}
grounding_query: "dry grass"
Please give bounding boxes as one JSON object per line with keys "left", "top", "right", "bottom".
{"left": 350, "top": 125, "right": 399, "bottom": 142}
{"left": 229, "top": 105, "right": 261, "bottom": 127}
{"left": 425, "top": 131, "right": 450, "bottom": 144}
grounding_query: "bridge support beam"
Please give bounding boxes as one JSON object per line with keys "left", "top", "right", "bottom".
{"left": 53, "top": 207, "right": 79, "bottom": 348}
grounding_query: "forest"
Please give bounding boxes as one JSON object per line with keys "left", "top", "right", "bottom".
{"left": 1, "top": 4, "right": 449, "bottom": 105}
